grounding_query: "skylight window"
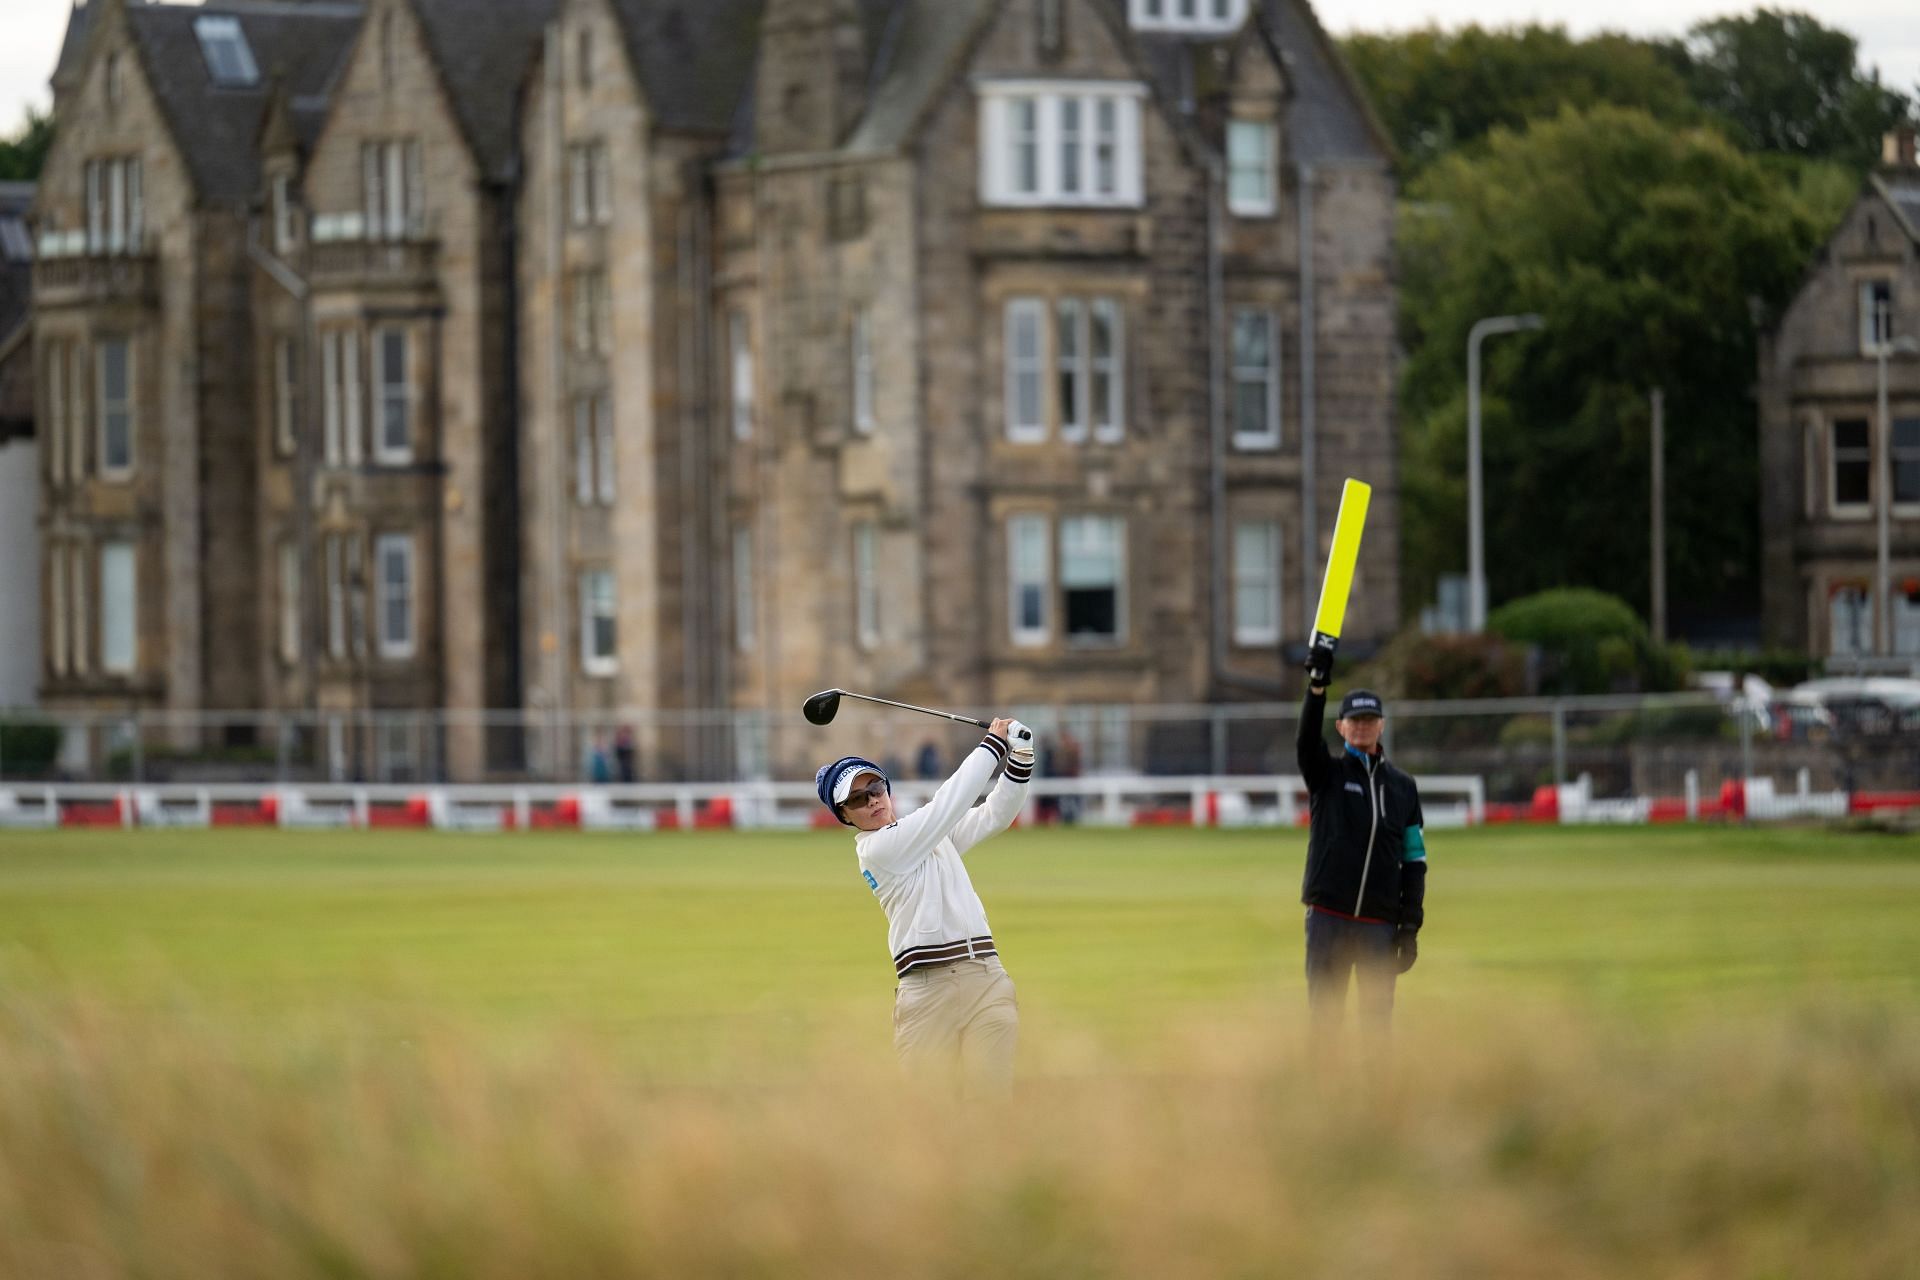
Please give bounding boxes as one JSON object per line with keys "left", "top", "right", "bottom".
{"left": 195, "top": 15, "right": 259, "bottom": 87}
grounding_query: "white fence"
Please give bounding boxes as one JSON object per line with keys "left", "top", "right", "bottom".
{"left": 4, "top": 770, "right": 1904, "bottom": 834}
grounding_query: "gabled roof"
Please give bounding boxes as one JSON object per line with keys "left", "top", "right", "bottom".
{"left": 59, "top": 1, "right": 363, "bottom": 205}
{"left": 841, "top": 0, "right": 995, "bottom": 155}
{"left": 606, "top": 0, "right": 766, "bottom": 136}
{"left": 408, "top": 0, "right": 558, "bottom": 180}
{"left": 1253, "top": 0, "right": 1390, "bottom": 164}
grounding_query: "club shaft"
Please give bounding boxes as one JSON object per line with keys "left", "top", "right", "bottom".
{"left": 837, "top": 691, "right": 988, "bottom": 730}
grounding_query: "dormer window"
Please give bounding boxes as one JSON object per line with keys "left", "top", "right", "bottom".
{"left": 194, "top": 15, "right": 259, "bottom": 88}
{"left": 1131, "top": 0, "right": 1246, "bottom": 35}
{"left": 978, "top": 81, "right": 1145, "bottom": 208}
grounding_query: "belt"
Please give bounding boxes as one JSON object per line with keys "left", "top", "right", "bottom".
{"left": 893, "top": 934, "right": 997, "bottom": 977}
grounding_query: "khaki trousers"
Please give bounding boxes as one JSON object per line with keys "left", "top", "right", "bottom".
{"left": 892, "top": 955, "right": 1019, "bottom": 1095}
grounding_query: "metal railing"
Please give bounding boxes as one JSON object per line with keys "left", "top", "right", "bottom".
{"left": 2, "top": 693, "right": 1900, "bottom": 807}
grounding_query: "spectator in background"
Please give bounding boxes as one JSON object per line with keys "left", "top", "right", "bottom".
{"left": 614, "top": 726, "right": 638, "bottom": 783}
{"left": 916, "top": 739, "right": 942, "bottom": 780}
{"left": 1056, "top": 728, "right": 1084, "bottom": 825}
{"left": 589, "top": 735, "right": 614, "bottom": 784}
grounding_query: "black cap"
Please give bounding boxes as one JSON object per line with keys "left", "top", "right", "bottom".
{"left": 1338, "top": 689, "right": 1385, "bottom": 719}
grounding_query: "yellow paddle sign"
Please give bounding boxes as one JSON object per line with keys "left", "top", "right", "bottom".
{"left": 1310, "top": 478, "right": 1371, "bottom": 648}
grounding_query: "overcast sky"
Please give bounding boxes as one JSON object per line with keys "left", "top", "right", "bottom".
{"left": 1, "top": 0, "right": 1914, "bottom": 138}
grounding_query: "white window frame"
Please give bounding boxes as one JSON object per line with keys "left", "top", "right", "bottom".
{"left": 274, "top": 335, "right": 297, "bottom": 456}
{"left": 978, "top": 82, "right": 1146, "bottom": 208}
{"left": 100, "top": 541, "right": 137, "bottom": 675}
{"left": 373, "top": 325, "right": 411, "bottom": 465}
{"left": 1005, "top": 298, "right": 1046, "bottom": 442}
{"left": 1059, "top": 514, "right": 1126, "bottom": 646}
{"left": 1861, "top": 280, "right": 1894, "bottom": 355}
{"left": 1227, "top": 119, "right": 1276, "bottom": 216}
{"left": 733, "top": 524, "right": 755, "bottom": 653}
{"left": 279, "top": 539, "right": 301, "bottom": 664}
{"left": 375, "top": 534, "right": 416, "bottom": 660}
{"left": 852, "top": 308, "right": 876, "bottom": 435}
{"left": 1232, "top": 519, "right": 1282, "bottom": 646}
{"left": 580, "top": 568, "right": 617, "bottom": 676}
{"left": 96, "top": 338, "right": 133, "bottom": 480}
{"left": 1894, "top": 417, "right": 1920, "bottom": 515}
{"left": 1008, "top": 514, "right": 1051, "bottom": 647}
{"left": 852, "top": 521, "right": 880, "bottom": 651}
{"left": 1130, "top": 0, "right": 1246, "bottom": 32}
{"left": 1830, "top": 417, "right": 1872, "bottom": 517}
{"left": 361, "top": 140, "right": 421, "bottom": 242}
{"left": 729, "top": 310, "right": 754, "bottom": 441}
{"left": 48, "top": 545, "right": 68, "bottom": 676}
{"left": 1231, "top": 308, "right": 1281, "bottom": 449}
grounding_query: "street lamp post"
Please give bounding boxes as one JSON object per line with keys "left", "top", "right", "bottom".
{"left": 1873, "top": 299, "right": 1920, "bottom": 655}
{"left": 1467, "top": 312, "right": 1545, "bottom": 631}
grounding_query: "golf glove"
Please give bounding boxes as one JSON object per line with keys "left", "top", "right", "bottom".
{"left": 1305, "top": 640, "right": 1335, "bottom": 687}
{"left": 1394, "top": 927, "right": 1418, "bottom": 974}
{"left": 1007, "top": 719, "right": 1036, "bottom": 764}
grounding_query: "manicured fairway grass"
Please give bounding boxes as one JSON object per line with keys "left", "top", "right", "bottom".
{"left": 2, "top": 823, "right": 1917, "bottom": 1278}
{"left": 1, "top": 823, "right": 1916, "bottom": 1062}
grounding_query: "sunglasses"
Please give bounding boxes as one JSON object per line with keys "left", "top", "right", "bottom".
{"left": 843, "top": 781, "right": 888, "bottom": 810}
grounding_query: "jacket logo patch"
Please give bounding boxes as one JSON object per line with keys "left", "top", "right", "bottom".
{"left": 1344, "top": 781, "right": 1365, "bottom": 794}
{"left": 861, "top": 869, "right": 879, "bottom": 892}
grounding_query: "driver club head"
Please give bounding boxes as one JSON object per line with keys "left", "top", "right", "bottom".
{"left": 802, "top": 689, "right": 844, "bottom": 726}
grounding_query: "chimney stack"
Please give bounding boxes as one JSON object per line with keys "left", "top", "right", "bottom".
{"left": 755, "top": 0, "right": 868, "bottom": 156}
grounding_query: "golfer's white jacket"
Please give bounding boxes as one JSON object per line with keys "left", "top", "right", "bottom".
{"left": 855, "top": 735, "right": 1031, "bottom": 975}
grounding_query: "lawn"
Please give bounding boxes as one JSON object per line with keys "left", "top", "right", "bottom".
{"left": 1, "top": 823, "right": 1917, "bottom": 1277}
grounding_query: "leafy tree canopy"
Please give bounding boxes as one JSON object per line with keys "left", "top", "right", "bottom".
{"left": 0, "top": 110, "right": 53, "bottom": 183}
{"left": 1397, "top": 106, "right": 1848, "bottom": 624}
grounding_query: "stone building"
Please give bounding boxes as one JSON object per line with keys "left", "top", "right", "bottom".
{"left": 1759, "top": 130, "right": 1920, "bottom": 661}
{"left": 33, "top": 0, "right": 1399, "bottom": 780}
{"left": 1, "top": 182, "right": 39, "bottom": 707}
{"left": 518, "top": 0, "right": 1399, "bottom": 776}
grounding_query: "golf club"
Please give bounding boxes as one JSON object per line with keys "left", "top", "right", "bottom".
{"left": 802, "top": 689, "right": 1031, "bottom": 740}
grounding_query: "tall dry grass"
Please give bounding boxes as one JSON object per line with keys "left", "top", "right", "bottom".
{"left": 0, "top": 991, "right": 1915, "bottom": 1279}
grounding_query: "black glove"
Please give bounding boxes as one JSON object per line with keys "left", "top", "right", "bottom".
{"left": 1305, "top": 639, "right": 1335, "bottom": 688}
{"left": 1394, "top": 928, "right": 1418, "bottom": 974}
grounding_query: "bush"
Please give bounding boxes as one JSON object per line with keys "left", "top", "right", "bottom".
{"left": 0, "top": 720, "right": 60, "bottom": 774}
{"left": 1688, "top": 648, "right": 1817, "bottom": 687}
{"left": 1487, "top": 589, "right": 1689, "bottom": 695}
{"left": 1350, "top": 630, "right": 1532, "bottom": 701}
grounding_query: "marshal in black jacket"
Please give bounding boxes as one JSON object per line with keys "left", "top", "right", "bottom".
{"left": 1295, "top": 689, "right": 1427, "bottom": 928}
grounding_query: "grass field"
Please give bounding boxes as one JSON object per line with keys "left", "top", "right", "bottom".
{"left": 2, "top": 823, "right": 1918, "bottom": 1277}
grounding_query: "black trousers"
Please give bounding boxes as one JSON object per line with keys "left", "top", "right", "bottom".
{"left": 1304, "top": 907, "right": 1397, "bottom": 1036}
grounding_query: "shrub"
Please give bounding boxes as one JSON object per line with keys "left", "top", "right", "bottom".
{"left": 1350, "top": 630, "right": 1532, "bottom": 701}
{"left": 1488, "top": 589, "right": 1688, "bottom": 695}
{"left": 0, "top": 720, "right": 60, "bottom": 774}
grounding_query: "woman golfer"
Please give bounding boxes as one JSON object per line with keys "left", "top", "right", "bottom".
{"left": 816, "top": 717, "right": 1034, "bottom": 1094}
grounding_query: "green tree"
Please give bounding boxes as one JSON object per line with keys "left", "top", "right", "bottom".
{"left": 0, "top": 109, "right": 54, "bottom": 182}
{"left": 1340, "top": 25, "right": 1703, "bottom": 174}
{"left": 1671, "top": 9, "right": 1913, "bottom": 167}
{"left": 1397, "top": 106, "right": 1848, "bottom": 623}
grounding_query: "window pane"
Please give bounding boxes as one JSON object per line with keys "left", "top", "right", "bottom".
{"left": 379, "top": 329, "right": 408, "bottom": 456}
{"left": 1090, "top": 299, "right": 1120, "bottom": 437}
{"left": 1061, "top": 516, "right": 1122, "bottom": 641}
{"left": 854, "top": 522, "right": 879, "bottom": 649}
{"left": 1831, "top": 587, "right": 1870, "bottom": 657}
{"left": 1007, "top": 301, "right": 1044, "bottom": 438}
{"left": 1894, "top": 420, "right": 1920, "bottom": 505}
{"left": 596, "top": 394, "right": 616, "bottom": 504}
{"left": 733, "top": 526, "right": 755, "bottom": 651}
{"left": 1233, "top": 310, "right": 1270, "bottom": 368}
{"left": 730, "top": 312, "right": 753, "bottom": 440}
{"left": 1012, "top": 99, "right": 1039, "bottom": 194}
{"left": 1233, "top": 520, "right": 1279, "bottom": 642}
{"left": 100, "top": 542, "right": 136, "bottom": 673}
{"left": 1057, "top": 299, "right": 1083, "bottom": 435}
{"left": 1834, "top": 419, "right": 1871, "bottom": 506}
{"left": 1059, "top": 98, "right": 1081, "bottom": 195}
{"left": 280, "top": 540, "right": 301, "bottom": 662}
{"left": 1094, "top": 99, "right": 1117, "bottom": 194}
{"left": 99, "top": 340, "right": 131, "bottom": 472}
{"left": 1009, "top": 514, "right": 1050, "bottom": 643}
{"left": 583, "top": 569, "right": 616, "bottom": 669}
{"left": 378, "top": 537, "right": 413, "bottom": 656}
